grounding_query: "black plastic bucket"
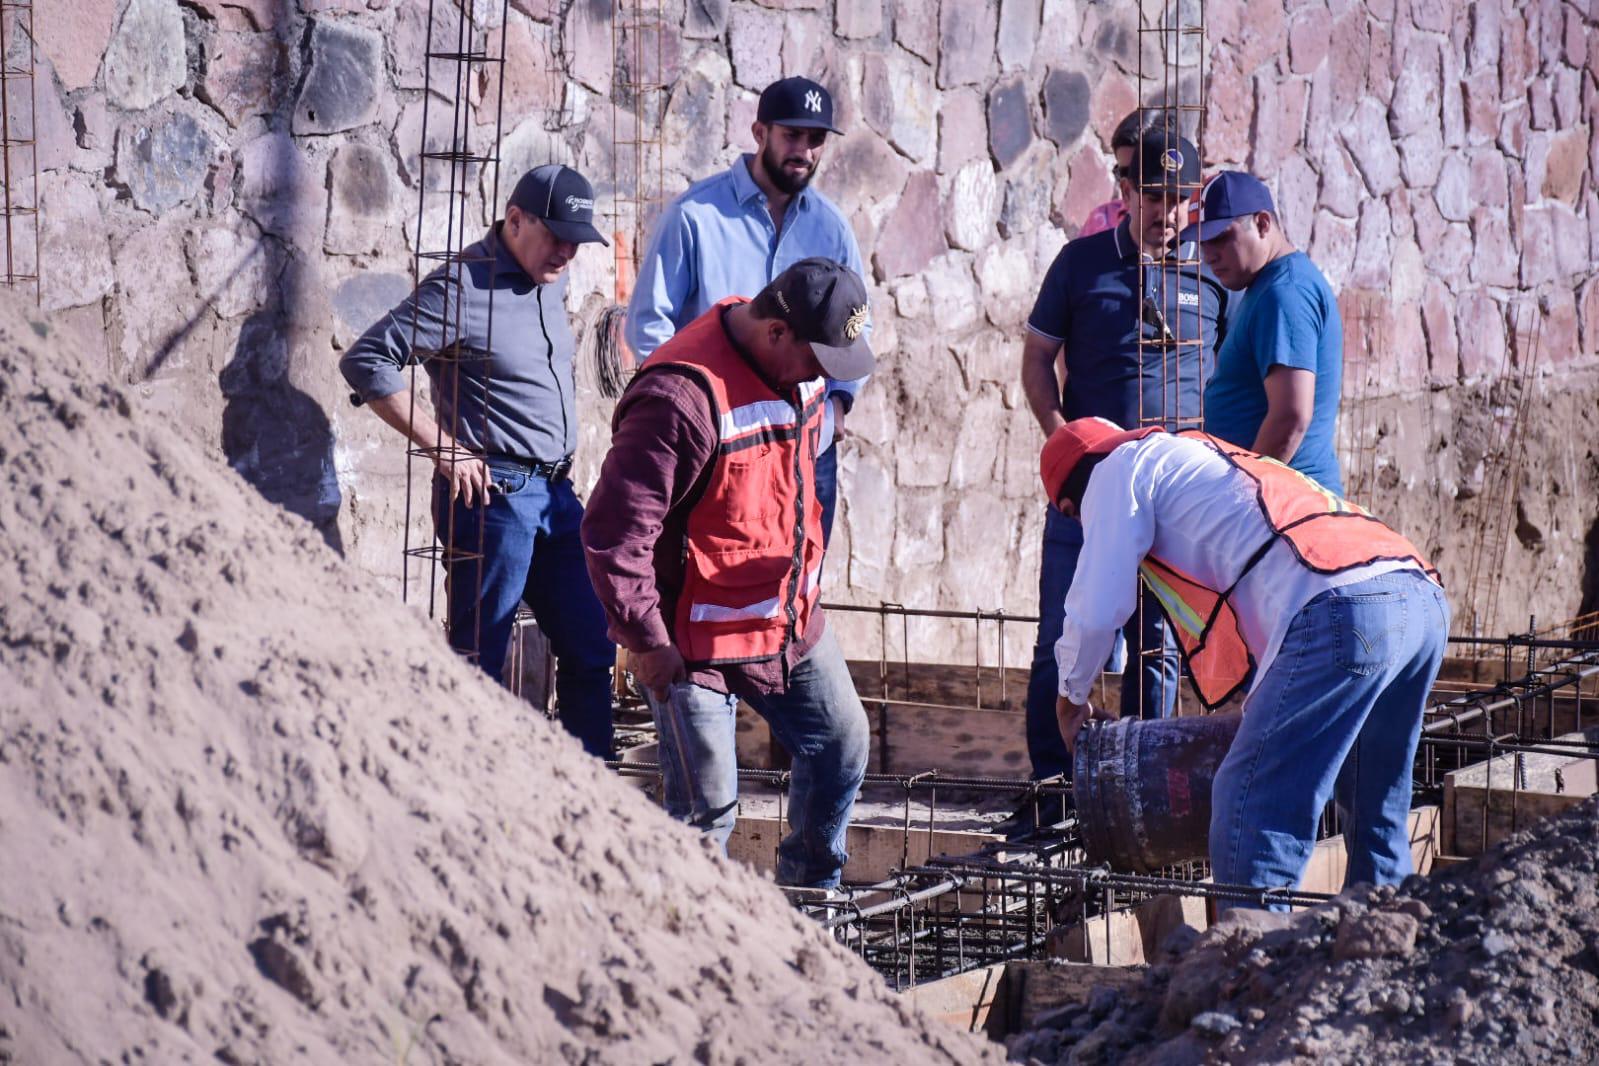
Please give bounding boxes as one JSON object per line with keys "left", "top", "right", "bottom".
{"left": 1072, "top": 712, "right": 1243, "bottom": 873}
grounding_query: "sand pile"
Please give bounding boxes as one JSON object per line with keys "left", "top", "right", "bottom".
{"left": 1009, "top": 795, "right": 1599, "bottom": 1065}
{"left": 0, "top": 293, "right": 1002, "bottom": 1065}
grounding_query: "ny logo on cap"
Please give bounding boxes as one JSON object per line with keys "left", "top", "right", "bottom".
{"left": 804, "top": 90, "right": 823, "bottom": 113}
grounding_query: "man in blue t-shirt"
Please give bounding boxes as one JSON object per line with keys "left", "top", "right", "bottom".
{"left": 1012, "top": 131, "right": 1229, "bottom": 837}
{"left": 1183, "top": 172, "right": 1344, "bottom": 494}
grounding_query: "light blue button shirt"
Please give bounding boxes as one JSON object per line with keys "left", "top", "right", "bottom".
{"left": 626, "top": 154, "right": 870, "bottom": 445}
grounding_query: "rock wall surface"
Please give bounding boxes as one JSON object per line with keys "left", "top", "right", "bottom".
{"left": 28, "top": 0, "right": 1599, "bottom": 664}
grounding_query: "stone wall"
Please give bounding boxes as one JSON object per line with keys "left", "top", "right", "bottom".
{"left": 30, "top": 0, "right": 1599, "bottom": 665}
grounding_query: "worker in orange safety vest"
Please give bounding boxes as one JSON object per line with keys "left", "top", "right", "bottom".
{"left": 1039, "top": 417, "right": 1450, "bottom": 904}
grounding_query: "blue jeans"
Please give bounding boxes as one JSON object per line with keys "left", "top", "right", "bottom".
{"left": 815, "top": 443, "right": 838, "bottom": 548}
{"left": 644, "top": 627, "right": 869, "bottom": 888}
{"left": 1025, "top": 506, "right": 1179, "bottom": 779}
{"left": 433, "top": 461, "right": 616, "bottom": 758}
{"left": 1210, "top": 570, "right": 1449, "bottom": 906}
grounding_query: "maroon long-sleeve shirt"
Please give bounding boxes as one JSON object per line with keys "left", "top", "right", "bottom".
{"left": 580, "top": 327, "right": 824, "bottom": 700}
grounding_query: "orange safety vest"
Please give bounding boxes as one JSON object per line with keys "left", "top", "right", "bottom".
{"left": 638, "top": 299, "right": 827, "bottom": 667}
{"left": 1129, "top": 430, "right": 1441, "bottom": 709}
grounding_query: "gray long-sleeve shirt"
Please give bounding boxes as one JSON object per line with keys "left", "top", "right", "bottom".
{"left": 339, "top": 224, "right": 578, "bottom": 463}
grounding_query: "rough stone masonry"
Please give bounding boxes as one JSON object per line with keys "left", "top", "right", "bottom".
{"left": 27, "top": 0, "right": 1599, "bottom": 663}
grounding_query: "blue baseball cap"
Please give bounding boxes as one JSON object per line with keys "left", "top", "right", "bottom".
{"left": 1178, "top": 171, "right": 1276, "bottom": 242}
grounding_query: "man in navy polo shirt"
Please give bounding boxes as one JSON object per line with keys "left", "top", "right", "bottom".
{"left": 1011, "top": 131, "right": 1229, "bottom": 837}
{"left": 626, "top": 76, "right": 868, "bottom": 547}
{"left": 1184, "top": 172, "right": 1343, "bottom": 494}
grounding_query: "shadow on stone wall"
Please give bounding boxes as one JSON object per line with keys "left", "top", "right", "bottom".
{"left": 220, "top": 311, "right": 343, "bottom": 555}
{"left": 214, "top": 0, "right": 342, "bottom": 555}
{"left": 1580, "top": 515, "right": 1599, "bottom": 625}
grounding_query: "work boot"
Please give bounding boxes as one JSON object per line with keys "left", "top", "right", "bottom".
{"left": 995, "top": 792, "right": 1072, "bottom": 841}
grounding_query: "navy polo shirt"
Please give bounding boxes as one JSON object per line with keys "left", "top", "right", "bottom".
{"left": 1027, "top": 219, "right": 1229, "bottom": 430}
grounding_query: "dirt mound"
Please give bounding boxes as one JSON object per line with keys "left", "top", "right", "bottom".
{"left": 1010, "top": 796, "right": 1599, "bottom": 1065}
{"left": 0, "top": 293, "right": 1001, "bottom": 1065}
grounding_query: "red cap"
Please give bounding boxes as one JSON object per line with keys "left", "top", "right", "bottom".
{"left": 1039, "top": 418, "right": 1159, "bottom": 502}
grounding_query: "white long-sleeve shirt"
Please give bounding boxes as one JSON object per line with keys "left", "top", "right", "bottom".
{"left": 1054, "top": 433, "right": 1424, "bottom": 704}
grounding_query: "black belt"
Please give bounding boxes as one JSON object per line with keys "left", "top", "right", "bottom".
{"left": 484, "top": 453, "right": 573, "bottom": 483}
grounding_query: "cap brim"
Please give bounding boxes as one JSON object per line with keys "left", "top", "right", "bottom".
{"left": 542, "top": 217, "right": 610, "bottom": 246}
{"left": 1178, "top": 217, "right": 1239, "bottom": 243}
{"left": 811, "top": 336, "right": 874, "bottom": 380}
{"left": 768, "top": 117, "right": 845, "bottom": 135}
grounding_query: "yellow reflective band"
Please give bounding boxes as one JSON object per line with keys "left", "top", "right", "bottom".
{"left": 1139, "top": 563, "right": 1204, "bottom": 640}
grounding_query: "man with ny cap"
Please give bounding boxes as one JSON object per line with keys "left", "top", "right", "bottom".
{"left": 1184, "top": 171, "right": 1345, "bottom": 494}
{"left": 1009, "top": 130, "right": 1230, "bottom": 838}
{"left": 340, "top": 164, "right": 617, "bottom": 757}
{"left": 1037, "top": 416, "right": 1447, "bottom": 905}
{"left": 626, "top": 75, "right": 869, "bottom": 549}
{"left": 583, "top": 258, "right": 875, "bottom": 890}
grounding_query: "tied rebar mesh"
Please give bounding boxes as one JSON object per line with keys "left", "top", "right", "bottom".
{"left": 1460, "top": 302, "right": 1544, "bottom": 646}
{"left": 1337, "top": 301, "right": 1385, "bottom": 507}
{"left": 674, "top": 604, "right": 1599, "bottom": 988}
{"left": 399, "top": 0, "right": 515, "bottom": 672}
{"left": 0, "top": 0, "right": 40, "bottom": 302}
{"left": 1130, "top": 0, "right": 1207, "bottom": 720}
{"left": 586, "top": 0, "right": 669, "bottom": 398}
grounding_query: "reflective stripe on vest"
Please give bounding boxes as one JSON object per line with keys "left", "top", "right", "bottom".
{"left": 636, "top": 299, "right": 828, "bottom": 667}
{"left": 688, "top": 562, "right": 823, "bottom": 624}
{"left": 1137, "top": 430, "right": 1440, "bottom": 710}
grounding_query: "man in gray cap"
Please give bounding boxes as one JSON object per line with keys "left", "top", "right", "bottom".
{"left": 340, "top": 164, "right": 617, "bottom": 758}
{"left": 583, "top": 258, "right": 874, "bottom": 890}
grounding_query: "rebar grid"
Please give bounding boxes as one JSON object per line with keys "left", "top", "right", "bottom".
{"left": 613, "top": 620, "right": 1599, "bottom": 988}
{"left": 609, "top": 0, "right": 667, "bottom": 303}
{"left": 0, "top": 0, "right": 39, "bottom": 301}
{"left": 398, "top": 0, "right": 516, "bottom": 669}
{"left": 811, "top": 860, "right": 1329, "bottom": 989}
{"left": 1460, "top": 303, "right": 1543, "bottom": 643}
{"left": 1337, "top": 301, "right": 1385, "bottom": 507}
{"left": 1131, "top": 0, "right": 1207, "bottom": 722}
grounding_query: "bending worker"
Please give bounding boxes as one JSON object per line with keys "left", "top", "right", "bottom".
{"left": 582, "top": 259, "right": 873, "bottom": 891}
{"left": 1040, "top": 417, "right": 1449, "bottom": 898}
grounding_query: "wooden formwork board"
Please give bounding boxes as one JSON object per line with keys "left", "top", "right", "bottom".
{"left": 1442, "top": 730, "right": 1599, "bottom": 856}
{"left": 1048, "top": 893, "right": 1208, "bottom": 966}
{"left": 902, "top": 962, "right": 1008, "bottom": 1034}
{"left": 1048, "top": 805, "right": 1441, "bottom": 966}
{"left": 1299, "top": 804, "right": 1442, "bottom": 892}
{"left": 982, "top": 961, "right": 1144, "bottom": 1038}
{"left": 726, "top": 812, "right": 1002, "bottom": 884}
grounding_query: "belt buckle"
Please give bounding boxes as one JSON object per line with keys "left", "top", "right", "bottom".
{"left": 548, "top": 457, "right": 573, "bottom": 483}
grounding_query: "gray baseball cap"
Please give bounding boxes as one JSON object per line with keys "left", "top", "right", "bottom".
{"left": 508, "top": 164, "right": 608, "bottom": 246}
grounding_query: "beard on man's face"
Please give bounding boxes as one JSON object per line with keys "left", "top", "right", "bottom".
{"left": 762, "top": 140, "right": 815, "bottom": 195}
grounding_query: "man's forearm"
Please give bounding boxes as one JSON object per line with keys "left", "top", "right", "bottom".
{"left": 365, "top": 390, "right": 462, "bottom": 457}
{"left": 1021, "top": 348, "right": 1066, "bottom": 435}
{"left": 1251, "top": 409, "right": 1309, "bottom": 464}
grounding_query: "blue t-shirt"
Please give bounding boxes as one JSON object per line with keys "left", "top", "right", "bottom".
{"left": 1203, "top": 252, "right": 1344, "bottom": 494}
{"left": 1027, "top": 220, "right": 1229, "bottom": 431}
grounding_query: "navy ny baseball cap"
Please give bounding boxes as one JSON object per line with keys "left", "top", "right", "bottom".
{"left": 508, "top": 164, "right": 608, "bottom": 246}
{"left": 1179, "top": 171, "right": 1276, "bottom": 242}
{"left": 765, "top": 258, "right": 874, "bottom": 379}
{"left": 757, "top": 76, "right": 843, "bottom": 134}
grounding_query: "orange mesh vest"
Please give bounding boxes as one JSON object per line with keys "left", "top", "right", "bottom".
{"left": 1132, "top": 431, "right": 1441, "bottom": 709}
{"left": 639, "top": 300, "right": 827, "bottom": 667}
